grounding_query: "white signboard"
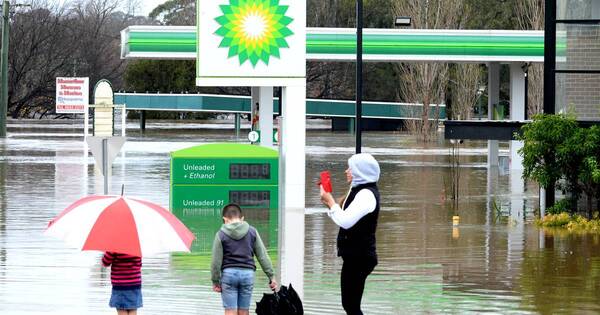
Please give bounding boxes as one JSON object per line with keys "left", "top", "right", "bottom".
{"left": 196, "top": 0, "right": 306, "bottom": 86}
{"left": 93, "top": 80, "right": 115, "bottom": 137}
{"left": 248, "top": 130, "right": 259, "bottom": 143}
{"left": 56, "top": 77, "right": 89, "bottom": 114}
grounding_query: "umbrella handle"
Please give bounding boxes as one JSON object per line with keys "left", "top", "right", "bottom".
{"left": 269, "top": 280, "right": 277, "bottom": 292}
{"left": 121, "top": 184, "right": 125, "bottom": 196}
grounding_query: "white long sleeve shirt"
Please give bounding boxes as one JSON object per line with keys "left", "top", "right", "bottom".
{"left": 327, "top": 189, "right": 377, "bottom": 229}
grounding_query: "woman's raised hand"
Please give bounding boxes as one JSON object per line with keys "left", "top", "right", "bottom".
{"left": 320, "top": 185, "right": 336, "bottom": 209}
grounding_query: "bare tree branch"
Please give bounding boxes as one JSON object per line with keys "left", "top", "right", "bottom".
{"left": 7, "top": 0, "right": 152, "bottom": 118}
{"left": 392, "top": 0, "right": 464, "bottom": 140}
{"left": 451, "top": 64, "right": 484, "bottom": 120}
{"left": 516, "top": 0, "right": 544, "bottom": 117}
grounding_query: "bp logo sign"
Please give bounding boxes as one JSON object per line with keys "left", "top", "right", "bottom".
{"left": 215, "top": 0, "right": 294, "bottom": 67}
{"left": 196, "top": 0, "right": 306, "bottom": 87}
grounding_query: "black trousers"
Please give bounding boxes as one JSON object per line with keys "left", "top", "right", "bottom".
{"left": 340, "top": 256, "right": 377, "bottom": 315}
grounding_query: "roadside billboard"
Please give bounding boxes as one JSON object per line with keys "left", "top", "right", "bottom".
{"left": 56, "top": 77, "right": 89, "bottom": 114}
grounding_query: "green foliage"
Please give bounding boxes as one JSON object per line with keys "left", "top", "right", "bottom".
{"left": 537, "top": 212, "right": 572, "bottom": 227}
{"left": 565, "top": 214, "right": 600, "bottom": 232}
{"left": 517, "top": 114, "right": 578, "bottom": 190}
{"left": 307, "top": 0, "right": 394, "bottom": 28}
{"left": 124, "top": 60, "right": 196, "bottom": 93}
{"left": 463, "top": 0, "right": 520, "bottom": 29}
{"left": 537, "top": 212, "right": 600, "bottom": 233}
{"left": 519, "top": 114, "right": 600, "bottom": 217}
{"left": 546, "top": 198, "right": 572, "bottom": 215}
{"left": 578, "top": 126, "right": 600, "bottom": 194}
{"left": 149, "top": 0, "right": 195, "bottom": 26}
{"left": 363, "top": 0, "right": 396, "bottom": 28}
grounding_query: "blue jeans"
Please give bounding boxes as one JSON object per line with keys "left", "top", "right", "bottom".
{"left": 221, "top": 267, "right": 255, "bottom": 310}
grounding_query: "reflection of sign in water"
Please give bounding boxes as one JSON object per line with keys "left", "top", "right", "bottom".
{"left": 173, "top": 202, "right": 275, "bottom": 253}
{"left": 55, "top": 77, "right": 89, "bottom": 114}
{"left": 170, "top": 143, "right": 279, "bottom": 253}
{"left": 229, "top": 190, "right": 270, "bottom": 208}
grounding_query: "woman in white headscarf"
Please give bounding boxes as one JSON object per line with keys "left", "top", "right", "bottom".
{"left": 320, "top": 153, "right": 380, "bottom": 315}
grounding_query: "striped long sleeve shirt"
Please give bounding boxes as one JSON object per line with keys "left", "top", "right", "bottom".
{"left": 102, "top": 252, "right": 142, "bottom": 289}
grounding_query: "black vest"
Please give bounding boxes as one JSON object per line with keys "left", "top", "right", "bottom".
{"left": 337, "top": 182, "right": 380, "bottom": 259}
{"left": 219, "top": 227, "right": 257, "bottom": 271}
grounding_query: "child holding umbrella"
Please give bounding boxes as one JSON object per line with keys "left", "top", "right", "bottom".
{"left": 102, "top": 252, "right": 143, "bottom": 315}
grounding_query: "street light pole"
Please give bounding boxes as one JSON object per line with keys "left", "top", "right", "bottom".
{"left": 355, "top": 0, "right": 363, "bottom": 154}
{"left": 353, "top": 13, "right": 410, "bottom": 153}
{"left": 0, "top": 0, "right": 9, "bottom": 138}
{"left": 0, "top": 1, "right": 28, "bottom": 138}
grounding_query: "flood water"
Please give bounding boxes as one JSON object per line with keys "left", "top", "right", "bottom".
{"left": 1, "top": 119, "right": 599, "bottom": 314}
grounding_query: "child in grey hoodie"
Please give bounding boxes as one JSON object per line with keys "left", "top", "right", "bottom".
{"left": 211, "top": 203, "right": 277, "bottom": 315}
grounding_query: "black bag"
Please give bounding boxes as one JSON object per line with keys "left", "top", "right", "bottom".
{"left": 256, "top": 284, "right": 304, "bottom": 315}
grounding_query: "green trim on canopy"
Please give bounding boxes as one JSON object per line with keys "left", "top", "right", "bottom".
{"left": 306, "top": 33, "right": 543, "bottom": 57}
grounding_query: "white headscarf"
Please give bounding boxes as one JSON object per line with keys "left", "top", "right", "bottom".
{"left": 348, "top": 153, "right": 380, "bottom": 187}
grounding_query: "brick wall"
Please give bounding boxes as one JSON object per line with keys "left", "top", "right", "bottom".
{"left": 559, "top": 25, "right": 600, "bottom": 119}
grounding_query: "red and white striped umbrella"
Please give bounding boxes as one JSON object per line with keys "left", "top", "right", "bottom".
{"left": 45, "top": 195, "right": 195, "bottom": 257}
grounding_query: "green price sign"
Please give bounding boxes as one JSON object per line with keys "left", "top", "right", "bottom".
{"left": 170, "top": 143, "right": 279, "bottom": 253}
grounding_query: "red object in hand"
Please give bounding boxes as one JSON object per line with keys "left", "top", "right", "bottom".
{"left": 319, "top": 171, "right": 333, "bottom": 193}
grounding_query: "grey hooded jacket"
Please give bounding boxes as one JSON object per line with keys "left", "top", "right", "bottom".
{"left": 211, "top": 221, "right": 274, "bottom": 285}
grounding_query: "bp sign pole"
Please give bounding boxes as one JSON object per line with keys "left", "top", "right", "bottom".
{"left": 196, "top": 0, "right": 306, "bottom": 297}
{"left": 0, "top": 1, "right": 9, "bottom": 138}
{"left": 355, "top": 0, "right": 363, "bottom": 154}
{"left": 0, "top": 1, "right": 29, "bottom": 138}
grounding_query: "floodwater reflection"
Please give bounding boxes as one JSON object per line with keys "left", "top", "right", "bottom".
{"left": 0, "top": 120, "right": 597, "bottom": 314}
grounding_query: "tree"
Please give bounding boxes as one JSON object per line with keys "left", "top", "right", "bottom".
{"left": 70, "top": 0, "right": 135, "bottom": 91}
{"left": 520, "top": 115, "right": 600, "bottom": 218}
{"left": 306, "top": 0, "right": 399, "bottom": 103}
{"left": 567, "top": 126, "right": 600, "bottom": 217}
{"left": 149, "top": 0, "right": 195, "bottom": 26}
{"left": 450, "top": 64, "right": 484, "bottom": 120}
{"left": 8, "top": 2, "right": 75, "bottom": 117}
{"left": 125, "top": 60, "right": 195, "bottom": 92}
{"left": 7, "top": 0, "right": 145, "bottom": 118}
{"left": 126, "top": 0, "right": 250, "bottom": 101}
{"left": 392, "top": 0, "right": 465, "bottom": 140}
{"left": 307, "top": 0, "right": 353, "bottom": 28}
{"left": 518, "top": 114, "right": 578, "bottom": 191}
{"left": 307, "top": 0, "right": 394, "bottom": 28}
{"left": 463, "top": 0, "right": 519, "bottom": 30}
{"left": 516, "top": 0, "right": 544, "bottom": 117}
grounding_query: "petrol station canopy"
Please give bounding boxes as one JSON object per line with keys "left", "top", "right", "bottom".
{"left": 121, "top": 26, "right": 544, "bottom": 63}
